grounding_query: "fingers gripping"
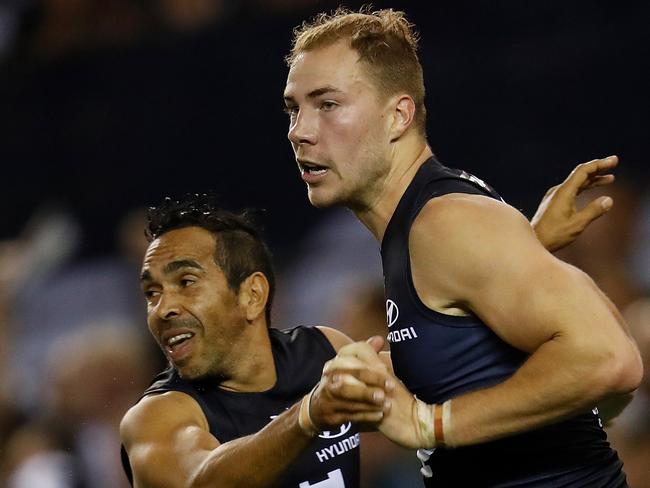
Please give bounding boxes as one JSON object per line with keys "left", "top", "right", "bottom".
{"left": 323, "top": 355, "right": 389, "bottom": 404}
{"left": 338, "top": 340, "right": 386, "bottom": 369}
{"left": 311, "top": 353, "right": 391, "bottom": 430}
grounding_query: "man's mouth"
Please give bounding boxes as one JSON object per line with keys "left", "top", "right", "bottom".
{"left": 164, "top": 331, "right": 196, "bottom": 356}
{"left": 299, "top": 161, "right": 328, "bottom": 176}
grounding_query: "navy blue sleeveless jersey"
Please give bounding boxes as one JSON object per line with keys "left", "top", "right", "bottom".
{"left": 381, "top": 157, "right": 627, "bottom": 487}
{"left": 121, "top": 326, "right": 360, "bottom": 488}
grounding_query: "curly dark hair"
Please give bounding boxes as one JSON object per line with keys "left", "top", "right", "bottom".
{"left": 146, "top": 194, "right": 275, "bottom": 325}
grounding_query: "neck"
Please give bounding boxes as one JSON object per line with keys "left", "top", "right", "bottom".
{"left": 354, "top": 139, "right": 433, "bottom": 242}
{"left": 219, "top": 323, "right": 277, "bottom": 392}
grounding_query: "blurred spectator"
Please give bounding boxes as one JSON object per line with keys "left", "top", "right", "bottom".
{"left": 156, "top": 0, "right": 228, "bottom": 33}
{"left": 0, "top": 203, "right": 80, "bottom": 407}
{"left": 0, "top": 254, "right": 27, "bottom": 476}
{"left": 1, "top": 321, "right": 155, "bottom": 488}
{"left": 8, "top": 204, "right": 151, "bottom": 410}
{"left": 3, "top": 0, "right": 236, "bottom": 66}
{"left": 557, "top": 180, "right": 645, "bottom": 310}
{"left": 0, "top": 1, "right": 25, "bottom": 62}
{"left": 0, "top": 203, "right": 156, "bottom": 487}
{"left": 632, "top": 192, "right": 650, "bottom": 293}
{"left": 25, "top": 0, "right": 150, "bottom": 61}
{"left": 274, "top": 208, "right": 383, "bottom": 328}
{"left": 334, "top": 282, "right": 387, "bottom": 344}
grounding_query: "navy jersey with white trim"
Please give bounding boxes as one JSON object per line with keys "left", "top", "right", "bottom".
{"left": 381, "top": 157, "right": 627, "bottom": 486}
{"left": 121, "top": 326, "right": 360, "bottom": 488}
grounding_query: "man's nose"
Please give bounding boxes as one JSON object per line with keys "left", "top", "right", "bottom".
{"left": 154, "top": 292, "right": 181, "bottom": 321}
{"left": 288, "top": 110, "right": 317, "bottom": 146}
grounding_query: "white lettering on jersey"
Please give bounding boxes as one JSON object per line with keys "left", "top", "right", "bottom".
{"left": 314, "top": 433, "right": 360, "bottom": 463}
{"left": 387, "top": 327, "right": 418, "bottom": 343}
{"left": 299, "top": 469, "right": 345, "bottom": 488}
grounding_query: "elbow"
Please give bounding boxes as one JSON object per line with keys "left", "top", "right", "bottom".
{"left": 596, "top": 342, "right": 644, "bottom": 396}
{"left": 613, "top": 348, "right": 644, "bottom": 394}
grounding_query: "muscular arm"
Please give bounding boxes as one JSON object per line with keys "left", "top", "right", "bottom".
{"left": 121, "top": 392, "right": 314, "bottom": 488}
{"left": 406, "top": 194, "right": 642, "bottom": 446}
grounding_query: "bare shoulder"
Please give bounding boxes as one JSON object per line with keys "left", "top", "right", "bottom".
{"left": 410, "top": 193, "right": 542, "bottom": 267}
{"left": 315, "top": 326, "right": 354, "bottom": 352}
{"left": 413, "top": 193, "right": 532, "bottom": 239}
{"left": 120, "top": 391, "right": 207, "bottom": 446}
{"left": 408, "top": 192, "right": 558, "bottom": 317}
{"left": 120, "top": 391, "right": 217, "bottom": 486}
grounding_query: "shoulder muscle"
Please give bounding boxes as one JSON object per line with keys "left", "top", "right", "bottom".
{"left": 316, "top": 326, "right": 354, "bottom": 352}
{"left": 409, "top": 193, "right": 591, "bottom": 351}
{"left": 120, "top": 391, "right": 218, "bottom": 487}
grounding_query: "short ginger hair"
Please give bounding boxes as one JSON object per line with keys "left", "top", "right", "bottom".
{"left": 287, "top": 7, "right": 427, "bottom": 134}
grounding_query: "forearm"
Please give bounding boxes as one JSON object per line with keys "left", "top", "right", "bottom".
{"left": 448, "top": 337, "right": 625, "bottom": 447}
{"left": 192, "top": 402, "right": 312, "bottom": 487}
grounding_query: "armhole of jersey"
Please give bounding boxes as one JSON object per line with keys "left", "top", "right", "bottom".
{"left": 120, "top": 444, "right": 134, "bottom": 486}
{"left": 403, "top": 180, "right": 491, "bottom": 328}
{"left": 309, "top": 326, "right": 338, "bottom": 357}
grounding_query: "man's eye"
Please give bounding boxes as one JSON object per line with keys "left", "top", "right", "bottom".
{"left": 144, "top": 290, "right": 160, "bottom": 299}
{"left": 284, "top": 106, "right": 298, "bottom": 118}
{"left": 320, "top": 101, "right": 337, "bottom": 111}
{"left": 180, "top": 279, "right": 196, "bottom": 287}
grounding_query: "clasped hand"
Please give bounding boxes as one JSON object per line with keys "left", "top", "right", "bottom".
{"left": 310, "top": 337, "right": 430, "bottom": 449}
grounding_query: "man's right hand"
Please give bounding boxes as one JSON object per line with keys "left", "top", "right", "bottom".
{"left": 308, "top": 340, "right": 391, "bottom": 431}
{"left": 315, "top": 339, "right": 433, "bottom": 449}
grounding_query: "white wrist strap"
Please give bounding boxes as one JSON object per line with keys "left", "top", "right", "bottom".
{"left": 298, "top": 384, "right": 320, "bottom": 437}
{"left": 415, "top": 397, "right": 453, "bottom": 448}
{"left": 441, "top": 399, "right": 453, "bottom": 447}
{"left": 415, "top": 396, "right": 436, "bottom": 448}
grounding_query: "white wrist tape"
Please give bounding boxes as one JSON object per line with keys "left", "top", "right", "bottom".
{"left": 414, "top": 396, "right": 437, "bottom": 448}
{"left": 441, "top": 399, "right": 453, "bottom": 447}
{"left": 298, "top": 385, "right": 320, "bottom": 437}
{"left": 414, "top": 397, "right": 453, "bottom": 448}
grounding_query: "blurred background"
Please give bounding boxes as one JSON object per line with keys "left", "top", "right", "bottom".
{"left": 0, "top": 0, "right": 648, "bottom": 486}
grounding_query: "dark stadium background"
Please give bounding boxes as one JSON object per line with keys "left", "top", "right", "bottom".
{"left": 1, "top": 0, "right": 648, "bottom": 265}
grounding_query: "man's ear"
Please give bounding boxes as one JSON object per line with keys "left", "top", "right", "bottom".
{"left": 389, "top": 94, "right": 416, "bottom": 141}
{"left": 239, "top": 272, "right": 270, "bottom": 323}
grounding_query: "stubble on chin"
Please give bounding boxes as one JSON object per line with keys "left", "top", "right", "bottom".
{"left": 177, "top": 353, "right": 229, "bottom": 383}
{"left": 307, "top": 188, "right": 333, "bottom": 208}
{"left": 307, "top": 182, "right": 353, "bottom": 209}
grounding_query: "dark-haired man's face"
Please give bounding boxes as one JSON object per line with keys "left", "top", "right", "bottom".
{"left": 140, "top": 226, "right": 246, "bottom": 380}
{"left": 284, "top": 40, "right": 394, "bottom": 210}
